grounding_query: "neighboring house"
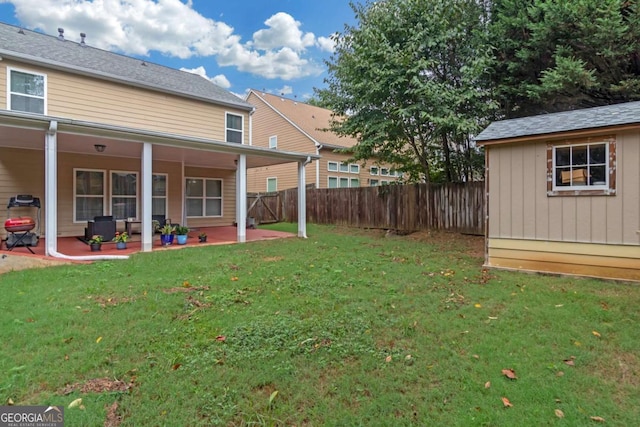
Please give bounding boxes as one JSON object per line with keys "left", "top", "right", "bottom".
{"left": 0, "top": 22, "right": 316, "bottom": 255}
{"left": 245, "top": 90, "right": 401, "bottom": 192}
{"left": 475, "top": 101, "right": 640, "bottom": 282}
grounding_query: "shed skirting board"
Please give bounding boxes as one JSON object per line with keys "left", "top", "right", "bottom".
{"left": 486, "top": 238, "right": 640, "bottom": 282}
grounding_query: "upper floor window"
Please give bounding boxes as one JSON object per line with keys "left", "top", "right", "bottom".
{"left": 370, "top": 166, "right": 379, "bottom": 176}
{"left": 548, "top": 138, "right": 616, "bottom": 196}
{"left": 226, "top": 113, "right": 243, "bottom": 143}
{"left": 9, "top": 68, "right": 46, "bottom": 114}
{"left": 328, "top": 161, "right": 339, "bottom": 172}
{"left": 269, "top": 136, "right": 277, "bottom": 149}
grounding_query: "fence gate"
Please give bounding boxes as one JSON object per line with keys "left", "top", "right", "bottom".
{"left": 247, "top": 192, "right": 281, "bottom": 224}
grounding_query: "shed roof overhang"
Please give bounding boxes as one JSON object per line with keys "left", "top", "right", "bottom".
{"left": 0, "top": 110, "right": 319, "bottom": 168}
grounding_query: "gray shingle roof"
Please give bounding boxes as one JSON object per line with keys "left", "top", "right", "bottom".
{"left": 0, "top": 22, "right": 253, "bottom": 110}
{"left": 475, "top": 101, "right": 640, "bottom": 142}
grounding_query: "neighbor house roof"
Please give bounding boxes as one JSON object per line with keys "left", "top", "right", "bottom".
{"left": 0, "top": 21, "right": 253, "bottom": 110}
{"left": 475, "top": 101, "right": 640, "bottom": 143}
{"left": 248, "top": 89, "right": 357, "bottom": 148}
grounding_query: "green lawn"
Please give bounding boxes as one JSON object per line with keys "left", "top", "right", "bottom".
{"left": 1, "top": 224, "right": 638, "bottom": 426}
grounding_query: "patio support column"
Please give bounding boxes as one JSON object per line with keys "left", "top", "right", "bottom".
{"left": 140, "top": 142, "right": 153, "bottom": 252}
{"left": 236, "top": 154, "right": 247, "bottom": 243}
{"left": 44, "top": 121, "right": 58, "bottom": 255}
{"left": 298, "top": 156, "right": 311, "bottom": 238}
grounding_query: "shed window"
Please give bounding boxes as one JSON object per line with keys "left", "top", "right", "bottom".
{"left": 548, "top": 138, "right": 616, "bottom": 196}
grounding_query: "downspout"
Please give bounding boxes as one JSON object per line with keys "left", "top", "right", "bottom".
{"left": 45, "top": 120, "right": 128, "bottom": 260}
{"left": 314, "top": 143, "right": 322, "bottom": 188}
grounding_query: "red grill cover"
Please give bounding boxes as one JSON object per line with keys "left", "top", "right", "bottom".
{"left": 4, "top": 217, "right": 35, "bottom": 232}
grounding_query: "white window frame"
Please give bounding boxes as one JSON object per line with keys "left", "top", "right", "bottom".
{"left": 339, "top": 177, "right": 349, "bottom": 188}
{"left": 380, "top": 167, "right": 390, "bottom": 176}
{"left": 370, "top": 166, "right": 380, "bottom": 176}
{"left": 110, "top": 171, "right": 138, "bottom": 220}
{"left": 349, "top": 164, "right": 360, "bottom": 174}
{"left": 350, "top": 178, "right": 360, "bottom": 187}
{"left": 225, "top": 112, "right": 244, "bottom": 144}
{"left": 328, "top": 176, "right": 338, "bottom": 188}
{"left": 266, "top": 177, "right": 277, "bottom": 192}
{"left": 327, "top": 161, "right": 339, "bottom": 172}
{"left": 152, "top": 173, "right": 168, "bottom": 218}
{"left": 269, "top": 135, "right": 278, "bottom": 149}
{"left": 8, "top": 67, "right": 47, "bottom": 114}
{"left": 339, "top": 162, "right": 349, "bottom": 173}
{"left": 185, "top": 177, "right": 223, "bottom": 218}
{"left": 73, "top": 168, "right": 106, "bottom": 223}
{"left": 370, "top": 179, "right": 380, "bottom": 186}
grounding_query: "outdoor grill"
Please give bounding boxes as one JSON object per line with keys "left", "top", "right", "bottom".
{"left": 4, "top": 195, "right": 40, "bottom": 253}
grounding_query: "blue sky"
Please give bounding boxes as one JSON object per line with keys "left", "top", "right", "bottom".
{"left": 0, "top": 0, "right": 360, "bottom": 100}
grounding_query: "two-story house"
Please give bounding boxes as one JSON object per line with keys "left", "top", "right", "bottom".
{"left": 245, "top": 90, "right": 401, "bottom": 193}
{"left": 0, "top": 22, "right": 316, "bottom": 256}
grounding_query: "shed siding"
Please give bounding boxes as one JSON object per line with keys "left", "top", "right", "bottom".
{"left": 486, "top": 130, "right": 640, "bottom": 281}
{"left": 3, "top": 60, "right": 249, "bottom": 143}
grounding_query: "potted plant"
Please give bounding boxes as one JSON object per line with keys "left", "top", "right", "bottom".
{"left": 159, "top": 223, "right": 175, "bottom": 246}
{"left": 88, "top": 234, "right": 103, "bottom": 251}
{"left": 112, "top": 231, "right": 129, "bottom": 250}
{"left": 198, "top": 232, "right": 207, "bottom": 243}
{"left": 175, "top": 225, "right": 189, "bottom": 245}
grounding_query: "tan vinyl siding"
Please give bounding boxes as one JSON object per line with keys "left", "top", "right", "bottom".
{"left": 487, "top": 131, "right": 640, "bottom": 245}
{"left": 0, "top": 147, "right": 44, "bottom": 240}
{"left": 247, "top": 162, "right": 313, "bottom": 192}
{"left": 487, "top": 238, "right": 640, "bottom": 282}
{"left": 0, "top": 64, "right": 6, "bottom": 109}
{"left": 4, "top": 60, "right": 249, "bottom": 143}
{"left": 0, "top": 147, "right": 236, "bottom": 237}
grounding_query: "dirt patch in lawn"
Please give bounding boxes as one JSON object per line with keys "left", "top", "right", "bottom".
{"left": 0, "top": 254, "right": 73, "bottom": 275}
{"left": 58, "top": 377, "right": 134, "bottom": 395}
{"left": 404, "top": 230, "right": 484, "bottom": 259}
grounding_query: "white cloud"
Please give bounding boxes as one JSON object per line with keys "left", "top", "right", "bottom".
{"left": 2, "top": 0, "right": 329, "bottom": 80}
{"left": 277, "top": 85, "right": 293, "bottom": 95}
{"left": 180, "top": 66, "right": 231, "bottom": 89}
{"left": 252, "top": 12, "right": 315, "bottom": 52}
{"left": 316, "top": 35, "right": 336, "bottom": 53}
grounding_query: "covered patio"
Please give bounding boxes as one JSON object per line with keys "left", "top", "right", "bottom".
{"left": 1, "top": 225, "right": 295, "bottom": 260}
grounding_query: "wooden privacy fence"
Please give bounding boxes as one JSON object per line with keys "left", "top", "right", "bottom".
{"left": 248, "top": 182, "right": 485, "bottom": 235}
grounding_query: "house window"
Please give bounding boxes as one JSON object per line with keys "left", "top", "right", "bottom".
{"left": 370, "top": 166, "right": 379, "bottom": 176}
{"left": 111, "top": 171, "right": 138, "bottom": 220}
{"left": 226, "top": 113, "right": 243, "bottom": 143}
{"left": 74, "top": 169, "right": 105, "bottom": 222}
{"left": 328, "top": 161, "right": 339, "bottom": 172}
{"left": 339, "top": 177, "right": 349, "bottom": 187}
{"left": 380, "top": 167, "right": 390, "bottom": 176}
{"left": 267, "top": 177, "right": 277, "bottom": 192}
{"left": 370, "top": 179, "right": 379, "bottom": 186}
{"left": 381, "top": 180, "right": 390, "bottom": 185}
{"left": 328, "top": 177, "right": 338, "bottom": 188}
{"left": 339, "top": 162, "right": 349, "bottom": 173}
{"left": 548, "top": 138, "right": 616, "bottom": 195}
{"left": 153, "top": 174, "right": 167, "bottom": 217}
{"left": 9, "top": 68, "right": 46, "bottom": 114}
{"left": 269, "top": 136, "right": 277, "bottom": 149}
{"left": 186, "top": 178, "right": 222, "bottom": 217}
{"left": 350, "top": 178, "right": 360, "bottom": 187}
{"left": 349, "top": 164, "right": 360, "bottom": 174}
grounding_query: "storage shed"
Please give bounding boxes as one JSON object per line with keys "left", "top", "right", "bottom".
{"left": 475, "top": 101, "right": 640, "bottom": 282}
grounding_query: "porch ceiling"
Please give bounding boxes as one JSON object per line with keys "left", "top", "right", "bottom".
{"left": 0, "top": 113, "right": 318, "bottom": 169}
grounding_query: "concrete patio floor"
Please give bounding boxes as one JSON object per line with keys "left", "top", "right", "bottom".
{"left": 1, "top": 225, "right": 295, "bottom": 262}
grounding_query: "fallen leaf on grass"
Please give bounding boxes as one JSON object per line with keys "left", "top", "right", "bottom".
{"left": 231, "top": 276, "right": 239, "bottom": 281}
{"left": 502, "top": 368, "right": 517, "bottom": 379}
{"left": 474, "top": 303, "right": 482, "bottom": 308}
{"left": 182, "top": 281, "right": 191, "bottom": 288}
{"left": 484, "top": 381, "right": 491, "bottom": 389}
{"left": 564, "top": 356, "right": 576, "bottom": 366}
{"left": 501, "top": 397, "right": 513, "bottom": 407}
{"left": 555, "top": 409, "right": 564, "bottom": 418}
{"left": 68, "top": 398, "right": 83, "bottom": 409}
{"left": 215, "top": 335, "right": 226, "bottom": 342}
{"left": 96, "top": 336, "right": 102, "bottom": 343}
{"left": 590, "top": 416, "right": 605, "bottom": 422}
{"left": 592, "top": 330, "right": 601, "bottom": 338}
{"left": 172, "top": 363, "right": 181, "bottom": 370}
{"left": 385, "top": 355, "right": 392, "bottom": 363}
